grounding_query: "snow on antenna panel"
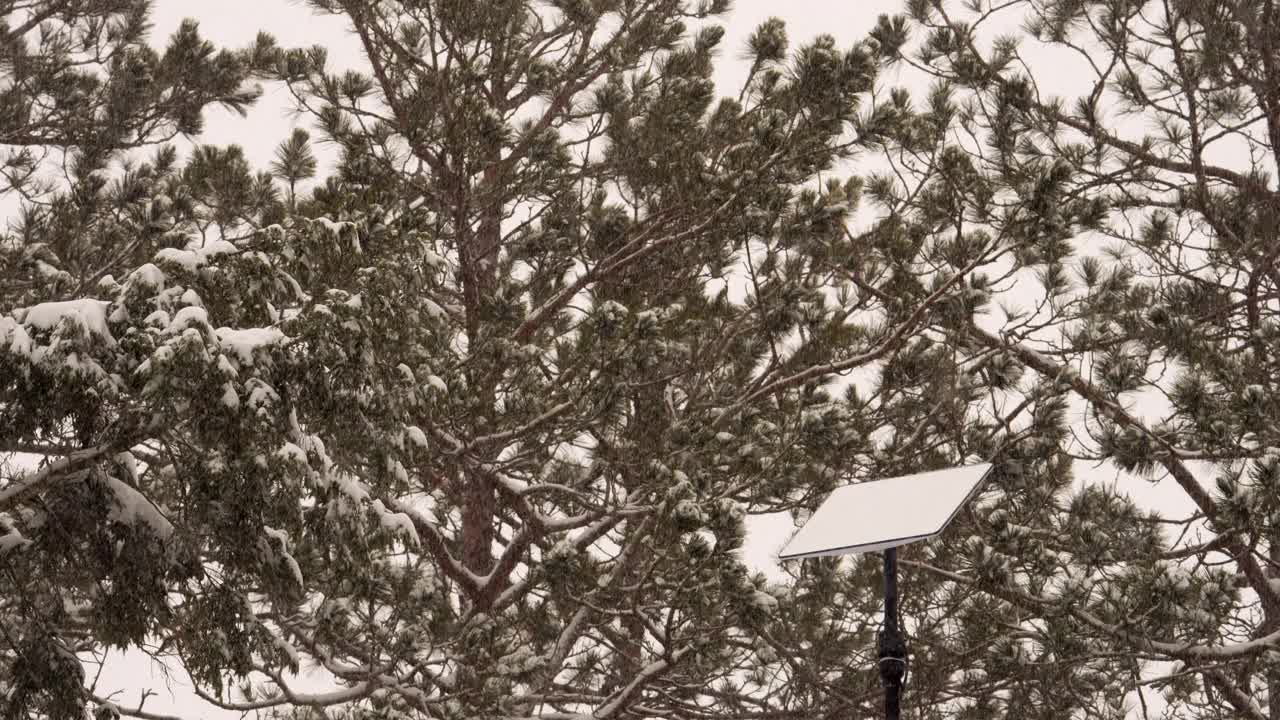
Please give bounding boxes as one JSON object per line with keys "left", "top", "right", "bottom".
{"left": 778, "top": 463, "right": 993, "bottom": 560}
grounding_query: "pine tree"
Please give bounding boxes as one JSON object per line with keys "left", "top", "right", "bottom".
{"left": 0, "top": 2, "right": 282, "bottom": 718}
{"left": 0, "top": 0, "right": 280, "bottom": 309}
{"left": 872, "top": 0, "right": 1280, "bottom": 717}
{"left": 0, "top": 1, "right": 1038, "bottom": 718}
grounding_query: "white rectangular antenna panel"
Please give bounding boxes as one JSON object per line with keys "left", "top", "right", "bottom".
{"left": 778, "top": 463, "right": 992, "bottom": 560}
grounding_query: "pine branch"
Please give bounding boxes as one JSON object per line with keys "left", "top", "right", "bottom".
{"left": 966, "top": 323, "right": 1280, "bottom": 619}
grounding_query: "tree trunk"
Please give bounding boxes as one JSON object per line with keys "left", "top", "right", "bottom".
{"left": 458, "top": 134, "right": 503, "bottom": 582}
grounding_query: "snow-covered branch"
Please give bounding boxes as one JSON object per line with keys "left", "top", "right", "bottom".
{"left": 967, "top": 323, "right": 1280, "bottom": 617}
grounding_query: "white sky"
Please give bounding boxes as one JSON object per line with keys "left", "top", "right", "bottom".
{"left": 71, "top": 0, "right": 1216, "bottom": 715}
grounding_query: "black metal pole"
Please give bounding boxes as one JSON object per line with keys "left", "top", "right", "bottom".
{"left": 878, "top": 548, "right": 907, "bottom": 720}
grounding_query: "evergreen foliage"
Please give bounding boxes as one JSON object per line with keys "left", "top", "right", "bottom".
{"left": 0, "top": 0, "right": 280, "bottom": 308}
{"left": 0, "top": 0, "right": 995, "bottom": 716}
{"left": 876, "top": 0, "right": 1280, "bottom": 717}
{"left": 2, "top": 0, "right": 1277, "bottom": 719}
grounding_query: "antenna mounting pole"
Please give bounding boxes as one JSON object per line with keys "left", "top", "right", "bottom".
{"left": 877, "top": 548, "right": 907, "bottom": 720}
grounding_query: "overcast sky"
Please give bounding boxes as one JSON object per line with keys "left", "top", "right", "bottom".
{"left": 85, "top": 1, "right": 1204, "bottom": 715}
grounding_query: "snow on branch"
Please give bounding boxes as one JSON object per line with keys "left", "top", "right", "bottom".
{"left": 967, "top": 323, "right": 1280, "bottom": 617}
{"left": 905, "top": 559, "right": 1280, "bottom": 662}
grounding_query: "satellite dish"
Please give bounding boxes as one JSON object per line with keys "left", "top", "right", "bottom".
{"left": 779, "top": 463, "right": 992, "bottom": 561}
{"left": 776, "top": 462, "right": 994, "bottom": 720}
